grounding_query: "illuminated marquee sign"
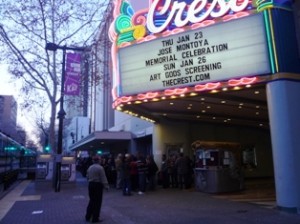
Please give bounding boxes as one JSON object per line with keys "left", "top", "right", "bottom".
{"left": 110, "top": 0, "right": 293, "bottom": 99}
{"left": 118, "top": 13, "right": 270, "bottom": 96}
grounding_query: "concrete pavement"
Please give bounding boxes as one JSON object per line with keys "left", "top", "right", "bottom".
{"left": 1, "top": 176, "right": 300, "bottom": 224}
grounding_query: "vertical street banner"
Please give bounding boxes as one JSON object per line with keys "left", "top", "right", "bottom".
{"left": 65, "top": 53, "right": 81, "bottom": 95}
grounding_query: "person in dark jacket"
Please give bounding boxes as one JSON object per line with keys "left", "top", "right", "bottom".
{"left": 175, "top": 153, "right": 189, "bottom": 189}
{"left": 136, "top": 153, "right": 148, "bottom": 194}
{"left": 161, "top": 154, "right": 170, "bottom": 188}
{"left": 146, "top": 155, "right": 158, "bottom": 191}
{"left": 122, "top": 154, "right": 132, "bottom": 196}
{"left": 129, "top": 155, "right": 138, "bottom": 191}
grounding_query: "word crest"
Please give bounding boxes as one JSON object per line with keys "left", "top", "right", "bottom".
{"left": 147, "top": 0, "right": 250, "bottom": 33}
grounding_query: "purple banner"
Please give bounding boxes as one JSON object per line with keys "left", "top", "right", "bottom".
{"left": 65, "top": 53, "right": 81, "bottom": 96}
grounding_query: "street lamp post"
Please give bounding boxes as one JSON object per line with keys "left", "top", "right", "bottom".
{"left": 45, "top": 42, "right": 85, "bottom": 192}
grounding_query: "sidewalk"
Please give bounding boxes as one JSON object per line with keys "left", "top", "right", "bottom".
{"left": 1, "top": 177, "right": 300, "bottom": 224}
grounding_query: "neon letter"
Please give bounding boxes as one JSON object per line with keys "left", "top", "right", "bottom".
{"left": 147, "top": 0, "right": 250, "bottom": 34}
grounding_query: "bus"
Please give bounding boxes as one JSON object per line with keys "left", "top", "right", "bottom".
{"left": 0, "top": 131, "right": 36, "bottom": 192}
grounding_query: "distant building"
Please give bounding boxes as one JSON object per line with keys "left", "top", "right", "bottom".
{"left": 0, "top": 95, "right": 17, "bottom": 139}
{"left": 16, "top": 127, "right": 26, "bottom": 146}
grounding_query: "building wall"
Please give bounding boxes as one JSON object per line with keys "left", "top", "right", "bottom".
{"left": 65, "top": 95, "right": 84, "bottom": 119}
{"left": 65, "top": 3, "right": 115, "bottom": 152}
{"left": 110, "top": 111, "right": 153, "bottom": 133}
{"left": 0, "top": 95, "right": 17, "bottom": 138}
{"left": 66, "top": 116, "right": 90, "bottom": 152}
{"left": 89, "top": 4, "right": 114, "bottom": 132}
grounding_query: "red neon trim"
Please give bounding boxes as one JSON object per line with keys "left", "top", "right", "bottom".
{"left": 119, "top": 42, "right": 132, "bottom": 48}
{"left": 120, "top": 96, "right": 132, "bottom": 102}
{"left": 145, "top": 35, "right": 157, "bottom": 41}
{"left": 164, "top": 89, "right": 175, "bottom": 95}
{"left": 194, "top": 84, "right": 206, "bottom": 91}
{"left": 228, "top": 79, "right": 241, "bottom": 86}
{"left": 146, "top": 92, "right": 159, "bottom": 98}
{"left": 137, "top": 94, "right": 147, "bottom": 100}
{"left": 171, "top": 28, "right": 185, "bottom": 34}
{"left": 162, "top": 30, "right": 173, "bottom": 37}
{"left": 174, "top": 88, "right": 188, "bottom": 94}
{"left": 228, "top": 77, "right": 257, "bottom": 86}
{"left": 241, "top": 77, "right": 257, "bottom": 84}
{"left": 164, "top": 88, "right": 188, "bottom": 96}
{"left": 222, "top": 14, "right": 237, "bottom": 22}
{"left": 206, "top": 82, "right": 221, "bottom": 90}
{"left": 194, "top": 82, "right": 221, "bottom": 91}
{"left": 138, "top": 92, "right": 159, "bottom": 100}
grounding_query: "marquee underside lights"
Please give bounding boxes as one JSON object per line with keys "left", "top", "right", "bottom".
{"left": 112, "top": 75, "right": 264, "bottom": 109}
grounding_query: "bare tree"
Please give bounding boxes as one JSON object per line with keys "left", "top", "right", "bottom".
{"left": 0, "top": 0, "right": 110, "bottom": 152}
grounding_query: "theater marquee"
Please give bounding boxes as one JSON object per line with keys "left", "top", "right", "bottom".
{"left": 118, "top": 14, "right": 270, "bottom": 96}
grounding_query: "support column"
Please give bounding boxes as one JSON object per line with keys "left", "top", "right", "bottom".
{"left": 266, "top": 78, "right": 300, "bottom": 213}
{"left": 152, "top": 124, "right": 164, "bottom": 167}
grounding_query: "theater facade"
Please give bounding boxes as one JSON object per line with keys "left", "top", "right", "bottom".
{"left": 109, "top": 0, "right": 300, "bottom": 212}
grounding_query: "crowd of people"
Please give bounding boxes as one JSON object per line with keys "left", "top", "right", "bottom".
{"left": 80, "top": 152, "right": 194, "bottom": 222}
{"left": 77, "top": 152, "right": 195, "bottom": 196}
{"left": 160, "top": 152, "right": 194, "bottom": 190}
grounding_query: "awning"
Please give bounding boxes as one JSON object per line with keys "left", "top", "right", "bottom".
{"left": 69, "top": 131, "right": 132, "bottom": 151}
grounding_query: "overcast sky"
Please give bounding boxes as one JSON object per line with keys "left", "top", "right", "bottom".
{"left": 0, "top": 64, "right": 17, "bottom": 96}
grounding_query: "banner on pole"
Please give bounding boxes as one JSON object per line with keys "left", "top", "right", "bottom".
{"left": 65, "top": 53, "right": 81, "bottom": 96}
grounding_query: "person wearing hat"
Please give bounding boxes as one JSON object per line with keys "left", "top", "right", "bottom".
{"left": 85, "top": 156, "right": 109, "bottom": 223}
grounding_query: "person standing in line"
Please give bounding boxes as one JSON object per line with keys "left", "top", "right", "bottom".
{"left": 146, "top": 155, "right": 158, "bottom": 191}
{"left": 176, "top": 153, "right": 189, "bottom": 190}
{"left": 81, "top": 156, "right": 93, "bottom": 177}
{"left": 136, "top": 153, "right": 148, "bottom": 195}
{"left": 122, "top": 153, "right": 132, "bottom": 196}
{"left": 185, "top": 155, "right": 194, "bottom": 189}
{"left": 85, "top": 156, "right": 109, "bottom": 223}
{"left": 129, "top": 155, "right": 138, "bottom": 192}
{"left": 106, "top": 154, "right": 116, "bottom": 186}
{"left": 169, "top": 155, "right": 178, "bottom": 188}
{"left": 161, "top": 154, "right": 170, "bottom": 189}
{"left": 115, "top": 153, "right": 124, "bottom": 189}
